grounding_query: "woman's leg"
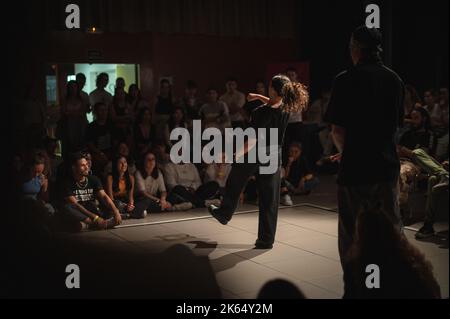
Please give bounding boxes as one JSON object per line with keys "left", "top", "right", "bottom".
{"left": 218, "top": 162, "right": 258, "bottom": 220}
{"left": 255, "top": 167, "right": 281, "bottom": 246}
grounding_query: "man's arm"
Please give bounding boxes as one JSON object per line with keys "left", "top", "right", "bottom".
{"left": 97, "top": 190, "right": 121, "bottom": 222}
{"left": 330, "top": 125, "right": 345, "bottom": 153}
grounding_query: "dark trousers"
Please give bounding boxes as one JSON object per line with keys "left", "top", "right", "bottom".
{"left": 59, "top": 201, "right": 109, "bottom": 223}
{"left": 219, "top": 162, "right": 281, "bottom": 245}
{"left": 113, "top": 198, "right": 149, "bottom": 218}
{"left": 337, "top": 179, "right": 402, "bottom": 297}
{"left": 167, "top": 181, "right": 220, "bottom": 207}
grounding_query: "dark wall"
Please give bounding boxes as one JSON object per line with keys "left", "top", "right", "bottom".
{"left": 297, "top": 0, "right": 449, "bottom": 99}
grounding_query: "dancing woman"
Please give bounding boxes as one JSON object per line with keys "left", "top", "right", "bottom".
{"left": 208, "top": 74, "right": 308, "bottom": 249}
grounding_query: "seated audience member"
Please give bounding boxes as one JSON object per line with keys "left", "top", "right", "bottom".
{"left": 344, "top": 204, "right": 441, "bottom": 299}
{"left": 43, "top": 136, "right": 63, "bottom": 184}
{"left": 58, "top": 152, "right": 122, "bottom": 231}
{"left": 283, "top": 142, "right": 320, "bottom": 196}
{"left": 86, "top": 102, "right": 113, "bottom": 175}
{"left": 105, "top": 156, "right": 148, "bottom": 219}
{"left": 178, "top": 80, "right": 203, "bottom": 129}
{"left": 432, "top": 88, "right": 449, "bottom": 161}
{"left": 397, "top": 107, "right": 433, "bottom": 213}
{"left": 219, "top": 77, "right": 246, "bottom": 128}
{"left": 199, "top": 88, "right": 231, "bottom": 131}
{"left": 152, "top": 139, "right": 171, "bottom": 167}
{"left": 133, "top": 107, "right": 155, "bottom": 156}
{"left": 423, "top": 89, "right": 440, "bottom": 118}
{"left": 111, "top": 87, "right": 133, "bottom": 146}
{"left": 164, "top": 152, "right": 220, "bottom": 209}
{"left": 164, "top": 106, "right": 187, "bottom": 149}
{"left": 412, "top": 152, "right": 449, "bottom": 239}
{"left": 134, "top": 152, "right": 175, "bottom": 212}
{"left": 19, "top": 154, "right": 54, "bottom": 216}
{"left": 204, "top": 154, "right": 231, "bottom": 201}
{"left": 103, "top": 142, "right": 137, "bottom": 180}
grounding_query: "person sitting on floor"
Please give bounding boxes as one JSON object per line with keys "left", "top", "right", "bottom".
{"left": 163, "top": 150, "right": 220, "bottom": 209}
{"left": 19, "top": 153, "right": 55, "bottom": 216}
{"left": 103, "top": 141, "right": 137, "bottom": 180}
{"left": 282, "top": 142, "right": 320, "bottom": 201}
{"left": 134, "top": 151, "right": 179, "bottom": 212}
{"left": 58, "top": 152, "right": 122, "bottom": 231}
{"left": 105, "top": 156, "right": 149, "bottom": 219}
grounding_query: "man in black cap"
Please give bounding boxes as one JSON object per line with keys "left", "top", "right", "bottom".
{"left": 324, "top": 26, "right": 405, "bottom": 297}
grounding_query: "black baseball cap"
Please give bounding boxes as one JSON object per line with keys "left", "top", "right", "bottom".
{"left": 352, "top": 25, "right": 383, "bottom": 52}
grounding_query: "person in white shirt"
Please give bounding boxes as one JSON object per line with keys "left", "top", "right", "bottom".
{"left": 164, "top": 153, "right": 220, "bottom": 208}
{"left": 89, "top": 73, "right": 113, "bottom": 116}
{"left": 220, "top": 77, "right": 246, "bottom": 128}
{"left": 134, "top": 151, "right": 173, "bottom": 212}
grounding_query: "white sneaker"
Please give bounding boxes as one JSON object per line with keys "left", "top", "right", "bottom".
{"left": 204, "top": 199, "right": 221, "bottom": 207}
{"left": 280, "top": 194, "right": 293, "bottom": 206}
{"left": 172, "top": 202, "right": 193, "bottom": 211}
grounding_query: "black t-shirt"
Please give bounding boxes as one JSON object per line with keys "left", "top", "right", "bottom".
{"left": 63, "top": 175, "right": 103, "bottom": 207}
{"left": 86, "top": 121, "right": 113, "bottom": 153}
{"left": 244, "top": 100, "right": 264, "bottom": 118}
{"left": 250, "top": 104, "right": 290, "bottom": 148}
{"left": 399, "top": 129, "right": 431, "bottom": 151}
{"left": 324, "top": 61, "right": 405, "bottom": 186}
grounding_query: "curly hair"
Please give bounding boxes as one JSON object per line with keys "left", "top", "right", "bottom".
{"left": 271, "top": 74, "right": 309, "bottom": 113}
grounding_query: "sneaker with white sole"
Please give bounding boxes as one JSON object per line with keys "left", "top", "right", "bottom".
{"left": 204, "top": 199, "right": 221, "bottom": 207}
{"left": 280, "top": 194, "right": 293, "bottom": 206}
{"left": 172, "top": 202, "right": 193, "bottom": 211}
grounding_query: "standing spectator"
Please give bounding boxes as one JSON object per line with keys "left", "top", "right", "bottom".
{"left": 86, "top": 102, "right": 113, "bottom": 175}
{"left": 178, "top": 80, "right": 203, "bottom": 129}
{"left": 115, "top": 77, "right": 126, "bottom": 91}
{"left": 111, "top": 87, "right": 133, "bottom": 146}
{"left": 60, "top": 80, "right": 88, "bottom": 158}
{"left": 164, "top": 107, "right": 187, "bottom": 149}
{"left": 89, "top": 73, "right": 113, "bottom": 114}
{"left": 127, "top": 84, "right": 150, "bottom": 116}
{"left": 76, "top": 73, "right": 91, "bottom": 114}
{"left": 220, "top": 77, "right": 246, "bottom": 128}
{"left": 323, "top": 26, "right": 405, "bottom": 292}
{"left": 154, "top": 79, "right": 176, "bottom": 140}
{"left": 133, "top": 107, "right": 155, "bottom": 157}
